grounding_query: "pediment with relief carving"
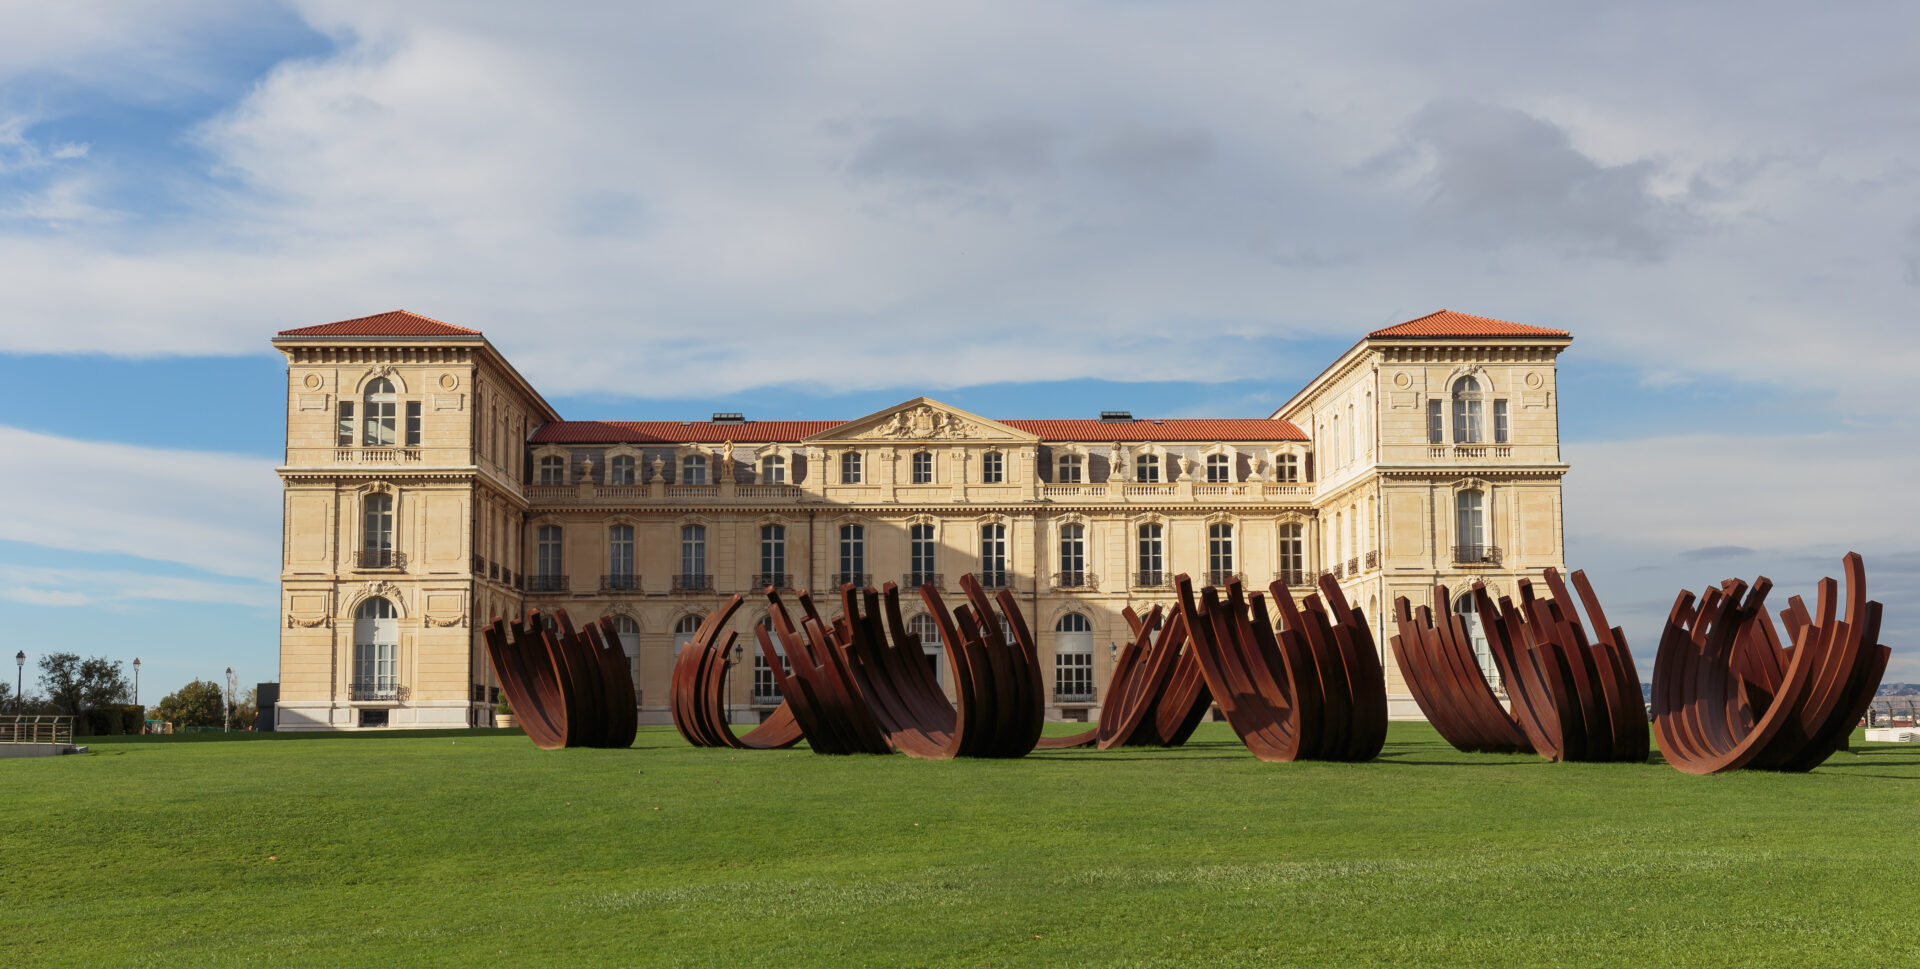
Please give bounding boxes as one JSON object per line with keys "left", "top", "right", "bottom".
{"left": 806, "top": 397, "right": 1037, "bottom": 443}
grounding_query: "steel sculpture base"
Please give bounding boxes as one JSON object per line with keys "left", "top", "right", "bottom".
{"left": 1175, "top": 572, "right": 1388, "bottom": 763}
{"left": 482, "top": 608, "right": 638, "bottom": 750}
{"left": 1651, "top": 552, "right": 1889, "bottom": 774}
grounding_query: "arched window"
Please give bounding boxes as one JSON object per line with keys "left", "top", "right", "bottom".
{"left": 760, "top": 454, "right": 786, "bottom": 484}
{"left": 911, "top": 450, "right": 934, "bottom": 484}
{"left": 837, "top": 524, "right": 865, "bottom": 585}
{"left": 680, "top": 453, "right": 708, "bottom": 486}
{"left": 978, "top": 523, "right": 1008, "bottom": 588}
{"left": 361, "top": 492, "right": 394, "bottom": 567}
{"left": 538, "top": 455, "right": 566, "bottom": 486}
{"left": 1274, "top": 453, "right": 1300, "bottom": 482}
{"left": 1279, "top": 522, "right": 1305, "bottom": 585}
{"left": 1136, "top": 523, "right": 1164, "bottom": 586}
{"left": 607, "top": 525, "right": 635, "bottom": 589}
{"left": 1329, "top": 413, "right": 1340, "bottom": 468}
{"left": 1455, "top": 489, "right": 1487, "bottom": 562}
{"left": 673, "top": 614, "right": 705, "bottom": 656}
{"left": 840, "top": 451, "right": 863, "bottom": 484}
{"left": 909, "top": 522, "right": 937, "bottom": 585}
{"left": 1452, "top": 376, "right": 1484, "bottom": 444}
{"left": 1207, "top": 523, "right": 1234, "bottom": 583}
{"left": 680, "top": 525, "right": 707, "bottom": 585}
{"left": 980, "top": 450, "right": 1004, "bottom": 484}
{"left": 608, "top": 455, "right": 637, "bottom": 485}
{"left": 610, "top": 615, "right": 641, "bottom": 659}
{"left": 1347, "top": 403, "right": 1356, "bottom": 465}
{"left": 362, "top": 378, "right": 396, "bottom": 447}
{"left": 1205, "top": 453, "right": 1231, "bottom": 483}
{"left": 908, "top": 613, "right": 943, "bottom": 684}
{"left": 1056, "top": 453, "right": 1084, "bottom": 484}
{"left": 1135, "top": 453, "right": 1161, "bottom": 483}
{"left": 1454, "top": 592, "right": 1497, "bottom": 683}
{"left": 1058, "top": 523, "right": 1086, "bottom": 585}
{"left": 352, "top": 597, "right": 398, "bottom": 700}
{"left": 1054, "top": 613, "right": 1094, "bottom": 701}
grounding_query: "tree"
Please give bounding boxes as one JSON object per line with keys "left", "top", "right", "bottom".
{"left": 156, "top": 680, "right": 225, "bottom": 728}
{"left": 38, "top": 653, "right": 130, "bottom": 721}
{"left": 231, "top": 687, "right": 259, "bottom": 731}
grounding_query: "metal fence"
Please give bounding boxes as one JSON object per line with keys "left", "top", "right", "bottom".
{"left": 0, "top": 715, "right": 74, "bottom": 745}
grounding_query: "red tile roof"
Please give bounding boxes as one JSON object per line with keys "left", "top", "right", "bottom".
{"left": 1005, "top": 419, "right": 1306, "bottom": 442}
{"left": 276, "top": 310, "right": 482, "bottom": 338}
{"left": 531, "top": 417, "right": 1305, "bottom": 444}
{"left": 1368, "top": 309, "right": 1569, "bottom": 339}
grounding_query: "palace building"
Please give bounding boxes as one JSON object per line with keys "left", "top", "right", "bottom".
{"left": 271, "top": 309, "right": 1572, "bottom": 730}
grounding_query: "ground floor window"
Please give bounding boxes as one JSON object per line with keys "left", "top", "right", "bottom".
{"left": 358, "top": 709, "right": 389, "bottom": 728}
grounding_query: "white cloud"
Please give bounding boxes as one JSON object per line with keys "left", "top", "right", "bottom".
{"left": 0, "top": 426, "right": 280, "bottom": 579}
{"left": 0, "top": 2, "right": 1913, "bottom": 409}
{"left": 0, "top": 564, "right": 272, "bottom": 609}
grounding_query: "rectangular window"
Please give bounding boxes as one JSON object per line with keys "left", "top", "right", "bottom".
{"left": 539, "top": 456, "right": 565, "bottom": 485}
{"left": 1494, "top": 399, "right": 1509, "bottom": 444}
{"left": 1057, "top": 455, "right": 1083, "bottom": 483}
{"left": 760, "top": 524, "right": 786, "bottom": 580}
{"left": 1279, "top": 525, "right": 1305, "bottom": 583}
{"left": 537, "top": 525, "right": 563, "bottom": 577}
{"left": 1058, "top": 523, "right": 1086, "bottom": 578}
{"left": 1135, "top": 454, "right": 1160, "bottom": 483}
{"left": 681, "top": 455, "right": 707, "bottom": 485}
{"left": 337, "top": 402, "right": 356, "bottom": 447}
{"left": 912, "top": 451, "right": 934, "bottom": 484}
{"left": 979, "top": 524, "right": 1007, "bottom": 586}
{"left": 761, "top": 455, "right": 786, "bottom": 484}
{"left": 681, "top": 525, "right": 706, "bottom": 578}
{"left": 838, "top": 524, "right": 865, "bottom": 581}
{"left": 981, "top": 451, "right": 1004, "bottom": 483}
{"left": 608, "top": 525, "right": 634, "bottom": 577}
{"left": 1274, "top": 454, "right": 1298, "bottom": 482}
{"left": 1206, "top": 454, "right": 1231, "bottom": 483}
{"left": 404, "top": 401, "right": 422, "bottom": 447}
{"left": 364, "top": 399, "right": 396, "bottom": 447}
{"left": 1208, "top": 523, "right": 1234, "bottom": 579}
{"left": 910, "top": 523, "right": 936, "bottom": 582}
{"left": 1137, "top": 524, "right": 1164, "bottom": 585}
{"left": 1427, "top": 399, "right": 1443, "bottom": 445}
{"left": 353, "top": 642, "right": 398, "bottom": 695}
{"left": 1454, "top": 397, "right": 1483, "bottom": 445}
{"left": 752, "top": 653, "right": 784, "bottom": 703}
{"left": 841, "top": 451, "right": 863, "bottom": 484}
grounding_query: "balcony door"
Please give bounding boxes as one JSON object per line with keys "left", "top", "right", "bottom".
{"left": 352, "top": 597, "right": 398, "bottom": 700}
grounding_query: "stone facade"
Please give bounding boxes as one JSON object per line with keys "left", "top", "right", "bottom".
{"left": 271, "top": 309, "right": 1572, "bottom": 729}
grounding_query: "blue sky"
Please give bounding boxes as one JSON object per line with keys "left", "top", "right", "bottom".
{"left": 2, "top": 2, "right": 1915, "bottom": 701}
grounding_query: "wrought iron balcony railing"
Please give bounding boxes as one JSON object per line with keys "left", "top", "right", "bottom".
{"left": 975, "top": 571, "right": 1010, "bottom": 590}
{"left": 672, "top": 573, "right": 713, "bottom": 593}
{"left": 1365, "top": 550, "right": 1380, "bottom": 570}
{"left": 902, "top": 572, "right": 943, "bottom": 590}
{"left": 1204, "top": 570, "right": 1242, "bottom": 587}
{"left": 526, "top": 574, "right": 568, "bottom": 593}
{"left": 353, "top": 548, "right": 405, "bottom": 570}
{"left": 600, "top": 574, "right": 641, "bottom": 592}
{"left": 751, "top": 691, "right": 784, "bottom": 707}
{"left": 1453, "top": 545, "right": 1503, "bottom": 566}
{"left": 1274, "top": 569, "right": 1310, "bottom": 587}
{"left": 472, "top": 555, "right": 486, "bottom": 576}
{"left": 830, "top": 572, "right": 869, "bottom": 589}
{"left": 1054, "top": 691, "right": 1097, "bottom": 704}
{"left": 1133, "top": 570, "right": 1169, "bottom": 588}
{"left": 1348, "top": 556, "right": 1360, "bottom": 575}
{"left": 350, "top": 682, "right": 410, "bottom": 702}
{"left": 752, "top": 573, "right": 792, "bottom": 591}
{"left": 1053, "top": 571, "right": 1096, "bottom": 590}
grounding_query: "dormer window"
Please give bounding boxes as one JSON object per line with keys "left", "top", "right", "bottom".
{"left": 363, "top": 378, "right": 396, "bottom": 447}
{"left": 1057, "top": 453, "right": 1084, "bottom": 483}
{"left": 538, "top": 455, "right": 565, "bottom": 485}
{"left": 1205, "top": 453, "right": 1231, "bottom": 483}
{"left": 1273, "top": 453, "right": 1299, "bottom": 482}
{"left": 761, "top": 454, "right": 787, "bottom": 483}
{"left": 912, "top": 450, "right": 934, "bottom": 484}
{"left": 1135, "top": 453, "right": 1160, "bottom": 483}
{"left": 609, "top": 455, "right": 637, "bottom": 485}
{"left": 681, "top": 454, "right": 708, "bottom": 485}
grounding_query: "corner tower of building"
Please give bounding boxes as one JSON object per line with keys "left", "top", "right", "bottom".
{"left": 271, "top": 311, "right": 556, "bottom": 730}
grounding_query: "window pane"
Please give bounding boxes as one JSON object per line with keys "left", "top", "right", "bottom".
{"left": 405, "top": 401, "right": 422, "bottom": 447}
{"left": 981, "top": 451, "right": 1003, "bottom": 483}
{"left": 1494, "top": 400, "right": 1509, "bottom": 444}
{"left": 681, "top": 525, "right": 706, "bottom": 575}
{"left": 337, "top": 402, "right": 355, "bottom": 447}
{"left": 1427, "top": 399, "right": 1444, "bottom": 445}
{"left": 761, "top": 524, "right": 785, "bottom": 577}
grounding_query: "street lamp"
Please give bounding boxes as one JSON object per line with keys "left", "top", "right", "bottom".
{"left": 14, "top": 651, "right": 23, "bottom": 714}
{"left": 224, "top": 667, "right": 233, "bottom": 733}
{"left": 132, "top": 657, "right": 141, "bottom": 707}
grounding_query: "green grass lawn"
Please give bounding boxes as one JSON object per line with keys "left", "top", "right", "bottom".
{"left": 6, "top": 723, "right": 1918, "bottom": 968}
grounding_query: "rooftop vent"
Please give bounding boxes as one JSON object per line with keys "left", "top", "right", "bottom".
{"left": 1099, "top": 411, "right": 1133, "bottom": 422}
{"left": 711, "top": 412, "right": 745, "bottom": 423}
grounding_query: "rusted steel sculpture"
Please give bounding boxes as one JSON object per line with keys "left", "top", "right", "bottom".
{"left": 482, "top": 608, "right": 638, "bottom": 750}
{"left": 1175, "top": 572, "right": 1388, "bottom": 762}
{"left": 1035, "top": 607, "right": 1213, "bottom": 750}
{"left": 1651, "top": 553, "right": 1888, "bottom": 774}
{"left": 667, "top": 596, "right": 804, "bottom": 750}
{"left": 672, "top": 574, "right": 1046, "bottom": 758}
{"left": 1391, "top": 569, "right": 1648, "bottom": 762}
